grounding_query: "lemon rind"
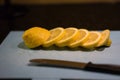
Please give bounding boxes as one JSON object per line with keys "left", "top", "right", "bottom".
{"left": 43, "top": 27, "right": 65, "bottom": 47}
{"left": 55, "top": 27, "right": 78, "bottom": 47}
{"left": 82, "top": 31, "right": 101, "bottom": 49}
{"left": 96, "top": 29, "right": 110, "bottom": 47}
{"left": 68, "top": 29, "right": 89, "bottom": 48}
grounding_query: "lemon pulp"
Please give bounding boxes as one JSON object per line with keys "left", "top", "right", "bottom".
{"left": 56, "top": 27, "right": 79, "bottom": 47}
{"left": 43, "top": 27, "right": 65, "bottom": 47}
{"left": 82, "top": 31, "right": 101, "bottom": 49}
{"left": 68, "top": 29, "right": 89, "bottom": 48}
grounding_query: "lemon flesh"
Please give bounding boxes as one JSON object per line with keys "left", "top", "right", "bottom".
{"left": 105, "top": 38, "right": 112, "bottom": 46}
{"left": 68, "top": 29, "right": 89, "bottom": 48}
{"left": 82, "top": 31, "right": 101, "bottom": 49}
{"left": 56, "top": 27, "right": 79, "bottom": 47}
{"left": 43, "top": 27, "right": 65, "bottom": 47}
{"left": 22, "top": 27, "right": 50, "bottom": 48}
{"left": 96, "top": 29, "right": 110, "bottom": 47}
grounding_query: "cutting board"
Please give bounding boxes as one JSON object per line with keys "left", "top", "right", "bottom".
{"left": 0, "top": 31, "right": 120, "bottom": 79}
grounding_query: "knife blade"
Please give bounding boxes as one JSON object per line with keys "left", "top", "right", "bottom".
{"left": 29, "top": 59, "right": 120, "bottom": 75}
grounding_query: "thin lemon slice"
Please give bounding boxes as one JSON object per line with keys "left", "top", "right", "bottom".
{"left": 96, "top": 29, "right": 110, "bottom": 47}
{"left": 105, "top": 38, "right": 112, "bottom": 46}
{"left": 68, "top": 29, "right": 89, "bottom": 48}
{"left": 56, "top": 27, "right": 79, "bottom": 47}
{"left": 43, "top": 27, "right": 65, "bottom": 47}
{"left": 22, "top": 27, "right": 50, "bottom": 48}
{"left": 82, "top": 31, "right": 101, "bottom": 49}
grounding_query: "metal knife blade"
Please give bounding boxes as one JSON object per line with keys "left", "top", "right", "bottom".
{"left": 30, "top": 59, "right": 87, "bottom": 69}
{"left": 29, "top": 59, "right": 120, "bottom": 75}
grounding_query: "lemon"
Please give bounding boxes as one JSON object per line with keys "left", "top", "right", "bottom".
{"left": 43, "top": 27, "right": 65, "bottom": 47}
{"left": 105, "top": 38, "right": 112, "bottom": 46}
{"left": 68, "top": 29, "right": 89, "bottom": 48}
{"left": 56, "top": 27, "right": 79, "bottom": 47}
{"left": 82, "top": 31, "right": 101, "bottom": 49}
{"left": 96, "top": 29, "right": 110, "bottom": 47}
{"left": 22, "top": 27, "right": 50, "bottom": 48}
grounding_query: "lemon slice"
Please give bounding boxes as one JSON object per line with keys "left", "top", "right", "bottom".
{"left": 56, "top": 27, "right": 79, "bottom": 47}
{"left": 96, "top": 29, "right": 110, "bottom": 47}
{"left": 22, "top": 27, "right": 50, "bottom": 48}
{"left": 105, "top": 38, "right": 112, "bottom": 46}
{"left": 82, "top": 31, "right": 101, "bottom": 49}
{"left": 68, "top": 29, "right": 89, "bottom": 48}
{"left": 43, "top": 27, "right": 65, "bottom": 47}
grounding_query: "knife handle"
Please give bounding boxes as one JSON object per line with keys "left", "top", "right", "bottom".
{"left": 85, "top": 62, "right": 120, "bottom": 74}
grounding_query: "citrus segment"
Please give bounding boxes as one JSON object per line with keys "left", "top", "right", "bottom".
{"left": 96, "top": 29, "right": 110, "bottom": 47}
{"left": 68, "top": 29, "right": 89, "bottom": 48}
{"left": 105, "top": 38, "right": 112, "bottom": 46}
{"left": 82, "top": 31, "right": 101, "bottom": 49}
{"left": 22, "top": 27, "right": 50, "bottom": 48}
{"left": 56, "top": 27, "right": 79, "bottom": 47}
{"left": 43, "top": 27, "right": 65, "bottom": 47}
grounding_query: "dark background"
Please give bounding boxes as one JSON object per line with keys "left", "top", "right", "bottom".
{"left": 0, "top": 3, "right": 120, "bottom": 44}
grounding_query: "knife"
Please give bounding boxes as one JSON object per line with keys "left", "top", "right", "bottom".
{"left": 29, "top": 59, "right": 120, "bottom": 75}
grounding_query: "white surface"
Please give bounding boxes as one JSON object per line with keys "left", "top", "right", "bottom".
{"left": 0, "top": 31, "right": 120, "bottom": 79}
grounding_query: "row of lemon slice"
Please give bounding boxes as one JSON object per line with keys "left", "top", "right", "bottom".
{"left": 22, "top": 27, "right": 112, "bottom": 49}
